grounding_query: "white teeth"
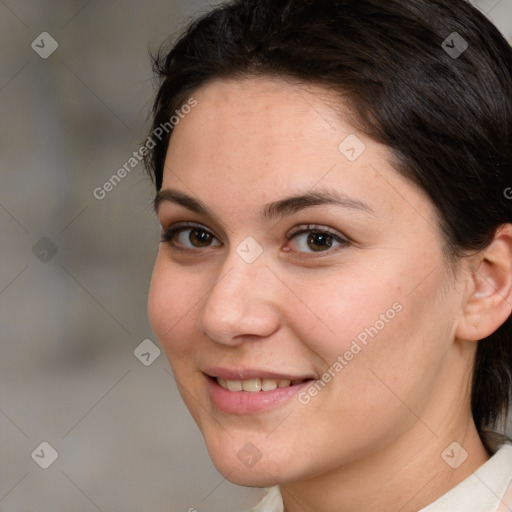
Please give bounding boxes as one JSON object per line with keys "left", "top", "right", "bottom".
{"left": 242, "top": 378, "right": 261, "bottom": 392}
{"left": 226, "top": 380, "right": 243, "bottom": 392}
{"left": 261, "top": 378, "right": 278, "bottom": 391}
{"left": 216, "top": 377, "right": 295, "bottom": 392}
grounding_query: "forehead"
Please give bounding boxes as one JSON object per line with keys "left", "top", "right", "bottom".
{"left": 172, "top": 76, "right": 351, "bottom": 159}
{"left": 164, "top": 77, "right": 374, "bottom": 183}
{"left": 161, "top": 77, "right": 437, "bottom": 230}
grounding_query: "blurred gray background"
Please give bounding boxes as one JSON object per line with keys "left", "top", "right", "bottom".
{"left": 0, "top": 1, "right": 511, "bottom": 511}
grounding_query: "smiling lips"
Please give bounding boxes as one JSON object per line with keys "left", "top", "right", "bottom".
{"left": 204, "top": 368, "right": 315, "bottom": 414}
{"left": 217, "top": 376, "right": 307, "bottom": 392}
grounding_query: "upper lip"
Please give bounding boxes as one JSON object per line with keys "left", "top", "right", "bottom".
{"left": 203, "top": 366, "right": 315, "bottom": 382}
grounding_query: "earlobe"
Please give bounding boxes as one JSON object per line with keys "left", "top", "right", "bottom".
{"left": 456, "top": 224, "right": 512, "bottom": 341}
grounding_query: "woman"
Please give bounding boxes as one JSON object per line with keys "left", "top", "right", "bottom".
{"left": 145, "top": 0, "right": 512, "bottom": 510}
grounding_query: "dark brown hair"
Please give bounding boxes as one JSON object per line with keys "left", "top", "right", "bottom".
{"left": 144, "top": 0, "right": 512, "bottom": 446}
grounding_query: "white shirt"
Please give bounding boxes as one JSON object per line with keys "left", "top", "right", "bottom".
{"left": 248, "top": 443, "right": 512, "bottom": 512}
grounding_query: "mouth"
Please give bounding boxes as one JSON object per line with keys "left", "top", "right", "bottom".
{"left": 214, "top": 376, "right": 311, "bottom": 392}
{"left": 203, "top": 368, "right": 316, "bottom": 414}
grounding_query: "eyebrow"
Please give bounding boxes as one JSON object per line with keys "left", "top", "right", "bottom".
{"left": 153, "top": 187, "right": 374, "bottom": 221}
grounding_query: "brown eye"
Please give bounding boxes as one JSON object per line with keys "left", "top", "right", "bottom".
{"left": 160, "top": 223, "right": 222, "bottom": 249}
{"left": 287, "top": 225, "right": 350, "bottom": 254}
{"left": 305, "top": 232, "right": 335, "bottom": 252}
{"left": 188, "top": 228, "right": 214, "bottom": 247}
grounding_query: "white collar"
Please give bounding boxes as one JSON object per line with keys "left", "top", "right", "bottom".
{"left": 249, "top": 443, "right": 512, "bottom": 512}
{"left": 420, "top": 443, "right": 512, "bottom": 512}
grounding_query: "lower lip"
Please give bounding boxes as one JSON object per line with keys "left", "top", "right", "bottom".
{"left": 206, "top": 376, "right": 313, "bottom": 414}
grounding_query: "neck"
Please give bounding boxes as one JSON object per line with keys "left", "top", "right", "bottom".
{"left": 280, "top": 418, "right": 490, "bottom": 512}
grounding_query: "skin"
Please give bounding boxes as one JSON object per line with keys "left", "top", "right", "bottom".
{"left": 147, "top": 77, "right": 512, "bottom": 512}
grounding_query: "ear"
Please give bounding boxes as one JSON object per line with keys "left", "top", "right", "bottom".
{"left": 456, "top": 224, "right": 512, "bottom": 341}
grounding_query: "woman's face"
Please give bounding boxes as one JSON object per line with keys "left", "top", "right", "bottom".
{"left": 148, "top": 77, "right": 470, "bottom": 486}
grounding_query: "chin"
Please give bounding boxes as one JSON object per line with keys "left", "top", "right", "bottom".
{"left": 225, "top": 469, "right": 278, "bottom": 488}
{"left": 212, "top": 457, "right": 283, "bottom": 487}
{"left": 204, "top": 440, "right": 298, "bottom": 487}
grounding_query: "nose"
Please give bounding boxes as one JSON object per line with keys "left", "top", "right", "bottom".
{"left": 197, "top": 251, "right": 281, "bottom": 346}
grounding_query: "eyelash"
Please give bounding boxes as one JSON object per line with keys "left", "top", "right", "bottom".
{"left": 160, "top": 222, "right": 351, "bottom": 256}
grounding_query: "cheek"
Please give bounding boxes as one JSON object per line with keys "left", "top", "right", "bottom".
{"left": 147, "top": 257, "right": 199, "bottom": 358}
{"left": 291, "top": 267, "right": 403, "bottom": 365}
{"left": 297, "top": 258, "right": 450, "bottom": 399}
